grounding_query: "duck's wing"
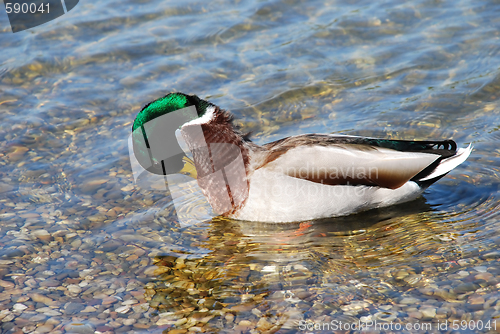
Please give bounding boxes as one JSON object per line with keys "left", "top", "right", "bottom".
{"left": 260, "top": 134, "right": 471, "bottom": 189}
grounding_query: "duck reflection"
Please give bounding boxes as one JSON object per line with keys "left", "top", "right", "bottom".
{"left": 145, "top": 198, "right": 443, "bottom": 333}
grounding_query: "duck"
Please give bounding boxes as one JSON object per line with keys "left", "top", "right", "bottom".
{"left": 130, "top": 92, "right": 472, "bottom": 223}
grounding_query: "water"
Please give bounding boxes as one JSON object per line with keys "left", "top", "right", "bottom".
{"left": 1, "top": 0, "right": 500, "bottom": 333}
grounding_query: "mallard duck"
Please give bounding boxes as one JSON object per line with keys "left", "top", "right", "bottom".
{"left": 130, "top": 92, "right": 472, "bottom": 223}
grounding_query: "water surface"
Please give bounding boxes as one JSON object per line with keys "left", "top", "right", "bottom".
{"left": 1, "top": 0, "right": 500, "bottom": 333}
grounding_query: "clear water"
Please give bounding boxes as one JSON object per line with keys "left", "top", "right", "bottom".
{"left": 1, "top": 0, "right": 500, "bottom": 333}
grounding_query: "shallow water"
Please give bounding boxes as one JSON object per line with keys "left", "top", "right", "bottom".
{"left": 1, "top": 0, "right": 500, "bottom": 333}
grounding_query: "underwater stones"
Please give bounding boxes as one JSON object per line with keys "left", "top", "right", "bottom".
{"left": 30, "top": 293, "right": 55, "bottom": 306}
{"left": 454, "top": 283, "right": 480, "bottom": 294}
{"left": 99, "top": 240, "right": 122, "bottom": 252}
{"left": 13, "top": 303, "right": 27, "bottom": 312}
{"left": 420, "top": 307, "right": 437, "bottom": 320}
{"left": 81, "top": 306, "right": 97, "bottom": 313}
{"left": 7, "top": 146, "right": 29, "bottom": 162}
{"left": 432, "top": 288, "right": 457, "bottom": 301}
{"left": 66, "top": 284, "right": 82, "bottom": 295}
{"left": 37, "top": 307, "right": 61, "bottom": 316}
{"left": 64, "top": 302, "right": 85, "bottom": 315}
{"left": 399, "top": 297, "right": 420, "bottom": 305}
{"left": 32, "top": 229, "right": 52, "bottom": 242}
{"left": 0, "top": 183, "right": 14, "bottom": 193}
{"left": 64, "top": 323, "right": 95, "bottom": 334}
{"left": 80, "top": 179, "right": 108, "bottom": 194}
{"left": 256, "top": 317, "right": 273, "bottom": 331}
{"left": 482, "top": 251, "right": 500, "bottom": 260}
{"left": 467, "top": 296, "right": 486, "bottom": 310}
{"left": 115, "top": 305, "right": 130, "bottom": 314}
{"left": 373, "top": 310, "right": 398, "bottom": 322}
{"left": 0, "top": 280, "right": 15, "bottom": 289}
{"left": 39, "top": 279, "right": 59, "bottom": 288}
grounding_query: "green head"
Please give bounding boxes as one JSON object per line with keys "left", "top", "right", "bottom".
{"left": 132, "top": 92, "right": 211, "bottom": 132}
{"left": 131, "top": 92, "right": 212, "bottom": 175}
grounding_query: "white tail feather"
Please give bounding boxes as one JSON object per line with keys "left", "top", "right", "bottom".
{"left": 419, "top": 144, "right": 472, "bottom": 181}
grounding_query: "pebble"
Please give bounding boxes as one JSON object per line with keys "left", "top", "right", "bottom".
{"left": 341, "top": 301, "right": 370, "bottom": 312}
{"left": 174, "top": 318, "right": 187, "bottom": 326}
{"left": 420, "top": 307, "right": 437, "bottom": 319}
{"left": 454, "top": 283, "right": 479, "bottom": 294}
{"left": 251, "top": 308, "right": 262, "bottom": 317}
{"left": 395, "top": 270, "right": 409, "bottom": 280}
{"left": 399, "top": 297, "right": 420, "bottom": 304}
{"left": 81, "top": 178, "right": 108, "bottom": 193}
{"left": 115, "top": 306, "right": 130, "bottom": 314}
{"left": 256, "top": 317, "right": 273, "bottom": 331}
{"left": 482, "top": 251, "right": 500, "bottom": 259}
{"left": 143, "top": 266, "right": 158, "bottom": 276}
{"left": 188, "top": 326, "right": 203, "bottom": 332}
{"left": 29, "top": 314, "right": 47, "bottom": 322}
{"left": 81, "top": 306, "right": 97, "bottom": 313}
{"left": 156, "top": 318, "right": 172, "bottom": 326}
{"left": 475, "top": 272, "right": 493, "bottom": 280}
{"left": 132, "top": 303, "right": 149, "bottom": 313}
{"left": 71, "top": 238, "right": 82, "bottom": 248}
{"left": 126, "top": 254, "right": 139, "bottom": 261}
{"left": 102, "top": 297, "right": 119, "bottom": 305}
{"left": 64, "top": 323, "right": 95, "bottom": 334}
{"left": 437, "top": 307, "right": 452, "bottom": 317}
{"left": 33, "top": 229, "right": 52, "bottom": 242}
{"left": 408, "top": 311, "right": 423, "bottom": 319}
{"left": 122, "top": 299, "right": 138, "bottom": 305}
{"left": 238, "top": 320, "right": 252, "bottom": 327}
{"left": 13, "top": 303, "right": 27, "bottom": 311}
{"left": 0, "top": 280, "right": 15, "bottom": 289}
{"left": 31, "top": 293, "right": 55, "bottom": 306}
{"left": 373, "top": 311, "right": 397, "bottom": 322}
{"left": 66, "top": 284, "right": 82, "bottom": 295}
{"left": 230, "top": 303, "right": 254, "bottom": 313}
{"left": 0, "top": 182, "right": 14, "bottom": 193}
{"left": 225, "top": 313, "right": 234, "bottom": 323}
{"left": 39, "top": 279, "right": 59, "bottom": 288}
{"left": 65, "top": 302, "right": 85, "bottom": 315}
{"left": 165, "top": 329, "right": 187, "bottom": 334}
{"left": 35, "top": 325, "right": 53, "bottom": 333}
{"left": 100, "top": 240, "right": 122, "bottom": 252}
{"left": 2, "top": 313, "right": 15, "bottom": 322}
{"left": 468, "top": 296, "right": 485, "bottom": 309}
{"left": 43, "top": 309, "right": 62, "bottom": 316}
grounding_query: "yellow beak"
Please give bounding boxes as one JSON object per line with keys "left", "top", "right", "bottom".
{"left": 180, "top": 156, "right": 197, "bottom": 179}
